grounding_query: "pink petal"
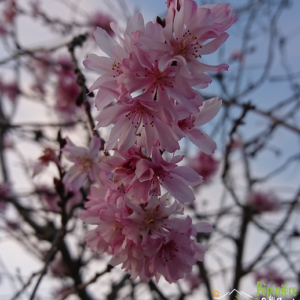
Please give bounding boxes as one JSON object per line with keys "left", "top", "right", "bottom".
{"left": 173, "top": 5, "right": 185, "bottom": 38}
{"left": 135, "top": 159, "right": 154, "bottom": 182}
{"left": 187, "top": 128, "right": 217, "bottom": 155}
{"left": 143, "top": 121, "right": 155, "bottom": 155}
{"left": 111, "top": 45, "right": 128, "bottom": 62}
{"left": 32, "top": 163, "right": 46, "bottom": 177}
{"left": 118, "top": 121, "right": 136, "bottom": 151}
{"left": 144, "top": 21, "right": 165, "bottom": 43}
{"left": 169, "top": 155, "right": 184, "bottom": 164}
{"left": 105, "top": 120, "right": 125, "bottom": 150}
{"left": 200, "top": 32, "right": 229, "bottom": 55}
{"left": 94, "top": 27, "right": 118, "bottom": 58}
{"left": 125, "top": 13, "right": 144, "bottom": 36}
{"left": 153, "top": 118, "right": 180, "bottom": 153}
{"left": 89, "top": 75, "right": 111, "bottom": 92}
{"left": 193, "top": 241, "right": 207, "bottom": 261}
{"left": 195, "top": 97, "right": 222, "bottom": 126}
{"left": 194, "top": 222, "right": 213, "bottom": 233}
{"left": 96, "top": 105, "right": 126, "bottom": 127}
{"left": 182, "top": 0, "right": 198, "bottom": 27}
{"left": 89, "top": 136, "right": 101, "bottom": 156}
{"left": 161, "top": 176, "right": 195, "bottom": 203}
{"left": 83, "top": 54, "right": 112, "bottom": 73}
{"left": 171, "top": 166, "right": 203, "bottom": 186}
{"left": 95, "top": 89, "right": 114, "bottom": 111}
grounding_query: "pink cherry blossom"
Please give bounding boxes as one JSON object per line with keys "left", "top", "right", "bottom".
{"left": 83, "top": 27, "right": 129, "bottom": 110}
{"left": 188, "top": 152, "right": 219, "bottom": 183}
{"left": 0, "top": 79, "right": 20, "bottom": 104}
{"left": 248, "top": 191, "right": 280, "bottom": 213}
{"left": 149, "top": 217, "right": 207, "bottom": 283}
{"left": 37, "top": 185, "right": 82, "bottom": 214}
{"left": 100, "top": 144, "right": 202, "bottom": 204}
{"left": 53, "top": 56, "right": 81, "bottom": 120}
{"left": 176, "top": 97, "right": 222, "bottom": 154}
{"left": 123, "top": 193, "right": 184, "bottom": 245}
{"left": 79, "top": 171, "right": 212, "bottom": 283}
{"left": 49, "top": 252, "right": 70, "bottom": 278}
{"left": 89, "top": 11, "right": 114, "bottom": 37}
{"left": 3, "top": 0, "right": 16, "bottom": 24}
{"left": 122, "top": 51, "right": 203, "bottom": 113}
{"left": 99, "top": 146, "right": 156, "bottom": 204}
{"left": 254, "top": 267, "right": 284, "bottom": 286}
{"left": 32, "top": 147, "right": 59, "bottom": 177}
{"left": 96, "top": 95, "right": 180, "bottom": 154}
{"left": 135, "top": 144, "right": 203, "bottom": 203}
{"left": 54, "top": 75, "right": 80, "bottom": 120}
{"left": 27, "top": 52, "right": 53, "bottom": 95}
{"left": 139, "top": 1, "right": 236, "bottom": 74}
{"left": 79, "top": 187, "right": 128, "bottom": 256}
{"left": 79, "top": 0, "right": 235, "bottom": 283}
{"left": 62, "top": 136, "right": 102, "bottom": 190}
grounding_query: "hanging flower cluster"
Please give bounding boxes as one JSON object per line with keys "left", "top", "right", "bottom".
{"left": 62, "top": 0, "right": 236, "bottom": 283}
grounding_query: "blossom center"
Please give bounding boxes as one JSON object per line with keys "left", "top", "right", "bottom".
{"left": 178, "top": 116, "right": 195, "bottom": 131}
{"left": 160, "top": 240, "right": 178, "bottom": 262}
{"left": 76, "top": 156, "right": 93, "bottom": 173}
{"left": 112, "top": 61, "right": 122, "bottom": 78}
{"left": 113, "top": 222, "right": 122, "bottom": 232}
{"left": 125, "top": 104, "right": 155, "bottom": 136}
{"left": 142, "top": 62, "right": 175, "bottom": 96}
{"left": 175, "top": 30, "right": 202, "bottom": 59}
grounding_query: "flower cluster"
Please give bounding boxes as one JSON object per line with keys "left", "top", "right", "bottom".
{"left": 79, "top": 181, "right": 213, "bottom": 282}
{"left": 62, "top": 0, "right": 236, "bottom": 283}
{"left": 26, "top": 54, "right": 82, "bottom": 120}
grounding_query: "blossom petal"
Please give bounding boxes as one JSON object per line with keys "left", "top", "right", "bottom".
{"left": 200, "top": 32, "right": 229, "bottom": 55}
{"left": 171, "top": 166, "right": 203, "bottom": 186}
{"left": 96, "top": 105, "right": 126, "bottom": 128}
{"left": 194, "top": 222, "right": 213, "bottom": 233}
{"left": 89, "top": 136, "right": 101, "bottom": 156}
{"left": 193, "top": 241, "right": 207, "bottom": 261}
{"left": 94, "top": 27, "right": 118, "bottom": 57}
{"left": 187, "top": 128, "right": 216, "bottom": 154}
{"left": 83, "top": 54, "right": 112, "bottom": 73}
{"left": 125, "top": 13, "right": 144, "bottom": 36}
{"left": 136, "top": 159, "right": 154, "bottom": 182}
{"left": 153, "top": 118, "right": 180, "bottom": 152}
{"left": 195, "top": 97, "right": 222, "bottom": 126}
{"left": 161, "top": 176, "right": 195, "bottom": 203}
{"left": 118, "top": 121, "right": 136, "bottom": 151}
